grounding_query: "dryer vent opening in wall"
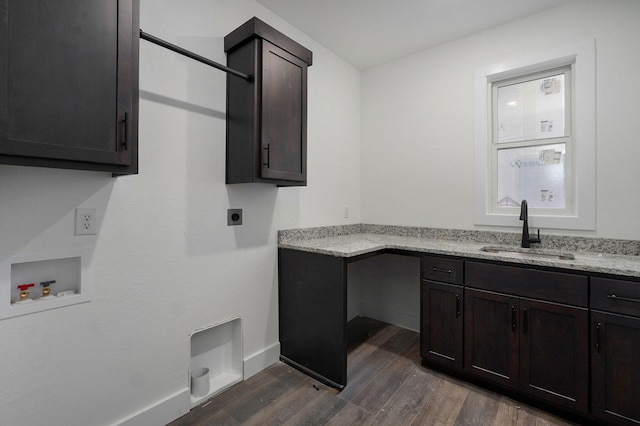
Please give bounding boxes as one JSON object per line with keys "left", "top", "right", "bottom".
{"left": 189, "top": 317, "right": 242, "bottom": 407}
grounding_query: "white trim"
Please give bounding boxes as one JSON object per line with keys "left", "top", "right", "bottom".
{"left": 474, "top": 39, "right": 596, "bottom": 230}
{"left": 116, "top": 388, "right": 190, "bottom": 426}
{"left": 115, "top": 340, "right": 281, "bottom": 425}
{"left": 243, "top": 341, "right": 281, "bottom": 379}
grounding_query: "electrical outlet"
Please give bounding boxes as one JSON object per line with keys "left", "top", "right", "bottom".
{"left": 75, "top": 208, "right": 97, "bottom": 235}
{"left": 227, "top": 209, "right": 243, "bottom": 226}
{"left": 343, "top": 206, "right": 349, "bottom": 218}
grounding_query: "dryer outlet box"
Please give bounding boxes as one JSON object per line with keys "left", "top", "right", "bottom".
{"left": 227, "top": 209, "right": 243, "bottom": 226}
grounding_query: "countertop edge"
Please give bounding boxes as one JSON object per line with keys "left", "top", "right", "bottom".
{"left": 278, "top": 234, "right": 640, "bottom": 279}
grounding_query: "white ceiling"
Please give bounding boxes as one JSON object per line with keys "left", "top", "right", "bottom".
{"left": 256, "top": 0, "right": 574, "bottom": 70}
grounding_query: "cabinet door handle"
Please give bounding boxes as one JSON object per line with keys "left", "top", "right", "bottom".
{"left": 121, "top": 112, "right": 129, "bottom": 150}
{"left": 511, "top": 305, "right": 517, "bottom": 332}
{"left": 606, "top": 294, "right": 640, "bottom": 304}
{"left": 455, "top": 294, "right": 461, "bottom": 318}
{"left": 522, "top": 308, "right": 528, "bottom": 335}
{"left": 432, "top": 267, "right": 453, "bottom": 274}
{"left": 263, "top": 144, "right": 270, "bottom": 167}
{"left": 596, "top": 322, "right": 601, "bottom": 352}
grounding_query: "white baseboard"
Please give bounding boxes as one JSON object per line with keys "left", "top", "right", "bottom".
{"left": 243, "top": 341, "right": 281, "bottom": 379}
{"left": 116, "top": 388, "right": 190, "bottom": 426}
{"left": 360, "top": 302, "right": 419, "bottom": 332}
{"left": 115, "top": 342, "right": 281, "bottom": 426}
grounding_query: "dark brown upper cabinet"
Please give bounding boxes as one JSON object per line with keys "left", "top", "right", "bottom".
{"left": 225, "top": 18, "right": 312, "bottom": 186}
{"left": 0, "top": 0, "right": 139, "bottom": 175}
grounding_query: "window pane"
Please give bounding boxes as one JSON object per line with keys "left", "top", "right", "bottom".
{"left": 497, "top": 74, "right": 565, "bottom": 143}
{"left": 496, "top": 143, "right": 566, "bottom": 209}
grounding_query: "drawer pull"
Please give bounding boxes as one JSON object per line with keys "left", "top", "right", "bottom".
{"left": 606, "top": 294, "right": 640, "bottom": 304}
{"left": 595, "top": 322, "right": 601, "bottom": 352}
{"left": 455, "top": 294, "right": 461, "bottom": 318}
{"left": 511, "top": 305, "right": 517, "bottom": 332}
{"left": 432, "top": 267, "right": 453, "bottom": 274}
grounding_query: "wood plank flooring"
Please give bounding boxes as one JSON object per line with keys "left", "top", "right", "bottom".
{"left": 169, "top": 317, "right": 577, "bottom": 425}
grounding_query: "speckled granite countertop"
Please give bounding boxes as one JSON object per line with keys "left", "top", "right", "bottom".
{"left": 278, "top": 225, "right": 640, "bottom": 279}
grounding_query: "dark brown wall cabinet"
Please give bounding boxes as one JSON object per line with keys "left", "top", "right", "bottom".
{"left": 591, "top": 277, "right": 640, "bottom": 425}
{"left": 0, "top": 0, "right": 140, "bottom": 175}
{"left": 225, "top": 18, "right": 312, "bottom": 186}
{"left": 464, "top": 262, "right": 589, "bottom": 415}
{"left": 420, "top": 255, "right": 464, "bottom": 370}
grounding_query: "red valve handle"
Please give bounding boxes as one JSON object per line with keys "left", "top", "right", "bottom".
{"left": 17, "top": 283, "right": 35, "bottom": 291}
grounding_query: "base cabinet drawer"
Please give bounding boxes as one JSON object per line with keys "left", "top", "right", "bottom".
{"left": 422, "top": 255, "right": 464, "bottom": 285}
{"left": 466, "top": 261, "right": 587, "bottom": 306}
{"left": 591, "top": 277, "right": 640, "bottom": 317}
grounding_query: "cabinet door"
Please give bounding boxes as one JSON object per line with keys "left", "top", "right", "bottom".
{"left": 592, "top": 311, "right": 640, "bottom": 425}
{"left": 519, "top": 299, "right": 588, "bottom": 413}
{"left": 421, "top": 280, "right": 463, "bottom": 370}
{"left": 464, "top": 289, "right": 519, "bottom": 389}
{"left": 0, "top": 0, "right": 135, "bottom": 169}
{"left": 260, "top": 40, "right": 306, "bottom": 182}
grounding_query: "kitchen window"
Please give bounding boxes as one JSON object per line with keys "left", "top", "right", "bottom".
{"left": 474, "top": 39, "right": 595, "bottom": 230}
{"left": 493, "top": 67, "right": 572, "bottom": 213}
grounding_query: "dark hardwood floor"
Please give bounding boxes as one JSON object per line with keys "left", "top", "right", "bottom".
{"left": 170, "top": 317, "right": 577, "bottom": 425}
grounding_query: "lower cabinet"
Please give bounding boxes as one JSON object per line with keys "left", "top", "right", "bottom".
{"left": 519, "top": 297, "right": 588, "bottom": 413}
{"left": 591, "top": 311, "right": 640, "bottom": 425}
{"left": 463, "top": 261, "right": 590, "bottom": 416}
{"left": 280, "top": 248, "right": 639, "bottom": 424}
{"left": 464, "top": 289, "right": 519, "bottom": 388}
{"left": 465, "top": 289, "right": 589, "bottom": 413}
{"left": 420, "top": 280, "right": 464, "bottom": 370}
{"left": 464, "top": 288, "right": 589, "bottom": 413}
{"left": 420, "top": 255, "right": 464, "bottom": 370}
{"left": 591, "top": 277, "right": 640, "bottom": 425}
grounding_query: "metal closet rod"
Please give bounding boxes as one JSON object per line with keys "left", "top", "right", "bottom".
{"left": 139, "top": 30, "right": 253, "bottom": 82}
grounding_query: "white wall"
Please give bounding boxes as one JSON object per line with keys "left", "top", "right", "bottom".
{"left": 0, "top": 1, "right": 361, "bottom": 424}
{"left": 361, "top": 0, "right": 640, "bottom": 240}
{"left": 3, "top": 1, "right": 639, "bottom": 424}
{"left": 348, "top": 255, "right": 420, "bottom": 331}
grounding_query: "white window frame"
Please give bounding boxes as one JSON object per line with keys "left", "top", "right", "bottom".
{"left": 474, "top": 39, "right": 596, "bottom": 230}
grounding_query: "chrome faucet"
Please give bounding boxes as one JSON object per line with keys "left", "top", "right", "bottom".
{"left": 520, "top": 200, "right": 541, "bottom": 248}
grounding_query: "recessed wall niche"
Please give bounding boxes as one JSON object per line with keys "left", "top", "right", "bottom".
{"left": 0, "top": 249, "right": 91, "bottom": 320}
{"left": 189, "top": 317, "right": 242, "bottom": 407}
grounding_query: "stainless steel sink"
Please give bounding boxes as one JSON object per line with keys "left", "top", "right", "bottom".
{"left": 480, "top": 245, "right": 575, "bottom": 260}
